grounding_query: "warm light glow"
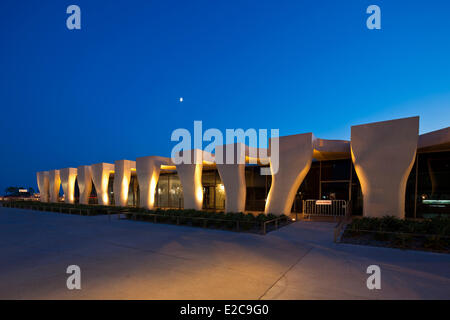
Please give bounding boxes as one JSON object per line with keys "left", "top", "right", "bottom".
{"left": 160, "top": 165, "right": 177, "bottom": 170}
{"left": 121, "top": 176, "right": 129, "bottom": 204}
{"left": 101, "top": 172, "right": 110, "bottom": 205}
{"left": 149, "top": 173, "right": 158, "bottom": 208}
{"left": 195, "top": 187, "right": 203, "bottom": 203}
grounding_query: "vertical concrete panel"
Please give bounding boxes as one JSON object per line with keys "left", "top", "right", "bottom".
{"left": 351, "top": 116, "right": 419, "bottom": 219}
{"left": 77, "top": 166, "right": 92, "bottom": 204}
{"left": 36, "top": 171, "right": 49, "bottom": 203}
{"left": 176, "top": 149, "right": 204, "bottom": 210}
{"left": 60, "top": 168, "right": 78, "bottom": 204}
{"left": 91, "top": 163, "right": 114, "bottom": 205}
{"left": 77, "top": 165, "right": 93, "bottom": 205}
{"left": 265, "top": 133, "right": 314, "bottom": 216}
{"left": 48, "top": 170, "right": 61, "bottom": 203}
{"left": 136, "top": 156, "right": 161, "bottom": 210}
{"left": 216, "top": 143, "right": 246, "bottom": 213}
{"left": 113, "top": 160, "right": 136, "bottom": 207}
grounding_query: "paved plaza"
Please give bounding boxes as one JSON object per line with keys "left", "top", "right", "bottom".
{"left": 0, "top": 207, "right": 449, "bottom": 299}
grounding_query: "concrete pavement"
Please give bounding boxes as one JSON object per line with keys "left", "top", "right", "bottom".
{"left": 0, "top": 207, "right": 449, "bottom": 299}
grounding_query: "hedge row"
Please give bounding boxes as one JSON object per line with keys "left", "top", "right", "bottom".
{"left": 346, "top": 216, "right": 450, "bottom": 236}
{"left": 1, "top": 200, "right": 289, "bottom": 223}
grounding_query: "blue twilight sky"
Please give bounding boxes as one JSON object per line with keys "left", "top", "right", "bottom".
{"left": 0, "top": 0, "right": 449, "bottom": 193}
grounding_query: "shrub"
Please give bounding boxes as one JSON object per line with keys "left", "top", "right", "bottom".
{"left": 256, "top": 213, "right": 267, "bottom": 223}
{"left": 5, "top": 201, "right": 292, "bottom": 234}
{"left": 392, "top": 233, "right": 413, "bottom": 249}
{"left": 347, "top": 216, "right": 450, "bottom": 236}
{"left": 423, "top": 235, "right": 448, "bottom": 251}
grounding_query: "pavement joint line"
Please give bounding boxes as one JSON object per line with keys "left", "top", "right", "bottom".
{"left": 257, "top": 246, "right": 314, "bottom": 300}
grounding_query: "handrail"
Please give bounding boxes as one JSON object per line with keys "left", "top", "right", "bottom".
{"left": 262, "top": 216, "right": 290, "bottom": 235}
{"left": 333, "top": 217, "right": 350, "bottom": 243}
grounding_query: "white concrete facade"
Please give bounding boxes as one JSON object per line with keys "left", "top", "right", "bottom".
{"left": 351, "top": 117, "right": 419, "bottom": 219}
{"left": 176, "top": 149, "right": 208, "bottom": 211}
{"left": 36, "top": 116, "right": 449, "bottom": 220}
{"left": 265, "top": 133, "right": 314, "bottom": 216}
{"left": 60, "top": 168, "right": 78, "bottom": 204}
{"left": 136, "top": 156, "right": 172, "bottom": 210}
{"left": 113, "top": 160, "right": 136, "bottom": 207}
{"left": 48, "top": 170, "right": 61, "bottom": 203}
{"left": 215, "top": 143, "right": 247, "bottom": 213}
{"left": 91, "top": 163, "right": 114, "bottom": 205}
{"left": 36, "top": 171, "right": 49, "bottom": 202}
{"left": 77, "top": 165, "right": 93, "bottom": 205}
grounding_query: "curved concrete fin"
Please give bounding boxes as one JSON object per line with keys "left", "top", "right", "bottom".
{"left": 215, "top": 143, "right": 247, "bottom": 213}
{"left": 351, "top": 116, "right": 419, "bottom": 218}
{"left": 265, "top": 133, "right": 314, "bottom": 216}
{"left": 77, "top": 165, "right": 93, "bottom": 205}
{"left": 36, "top": 171, "right": 50, "bottom": 203}
{"left": 113, "top": 160, "right": 136, "bottom": 207}
{"left": 91, "top": 163, "right": 114, "bottom": 205}
{"left": 48, "top": 170, "right": 61, "bottom": 203}
{"left": 60, "top": 168, "right": 78, "bottom": 204}
{"left": 136, "top": 156, "right": 168, "bottom": 210}
{"left": 176, "top": 149, "right": 211, "bottom": 210}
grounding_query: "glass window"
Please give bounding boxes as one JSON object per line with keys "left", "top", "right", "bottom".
{"left": 245, "top": 166, "right": 269, "bottom": 212}
{"left": 156, "top": 174, "right": 169, "bottom": 208}
{"left": 416, "top": 151, "right": 450, "bottom": 218}
{"left": 127, "top": 175, "right": 138, "bottom": 206}
{"left": 320, "top": 159, "right": 351, "bottom": 181}
{"left": 169, "top": 173, "right": 183, "bottom": 209}
{"left": 108, "top": 175, "right": 114, "bottom": 205}
{"left": 321, "top": 182, "right": 349, "bottom": 200}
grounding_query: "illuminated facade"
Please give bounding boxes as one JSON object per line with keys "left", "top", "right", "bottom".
{"left": 36, "top": 117, "right": 450, "bottom": 219}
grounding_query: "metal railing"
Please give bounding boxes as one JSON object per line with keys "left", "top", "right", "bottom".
{"left": 303, "top": 199, "right": 348, "bottom": 217}
{"left": 333, "top": 216, "right": 352, "bottom": 242}
{"left": 126, "top": 211, "right": 290, "bottom": 235}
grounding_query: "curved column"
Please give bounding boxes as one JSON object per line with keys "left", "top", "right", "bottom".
{"left": 113, "top": 160, "right": 136, "bottom": 207}
{"left": 60, "top": 168, "right": 78, "bottom": 204}
{"left": 36, "top": 171, "right": 49, "bottom": 203}
{"left": 176, "top": 149, "right": 205, "bottom": 210}
{"left": 351, "top": 116, "right": 419, "bottom": 219}
{"left": 77, "top": 165, "right": 93, "bottom": 205}
{"left": 216, "top": 143, "right": 246, "bottom": 213}
{"left": 91, "top": 163, "right": 114, "bottom": 205}
{"left": 265, "top": 133, "right": 314, "bottom": 216}
{"left": 48, "top": 170, "right": 61, "bottom": 203}
{"left": 136, "top": 156, "right": 168, "bottom": 210}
